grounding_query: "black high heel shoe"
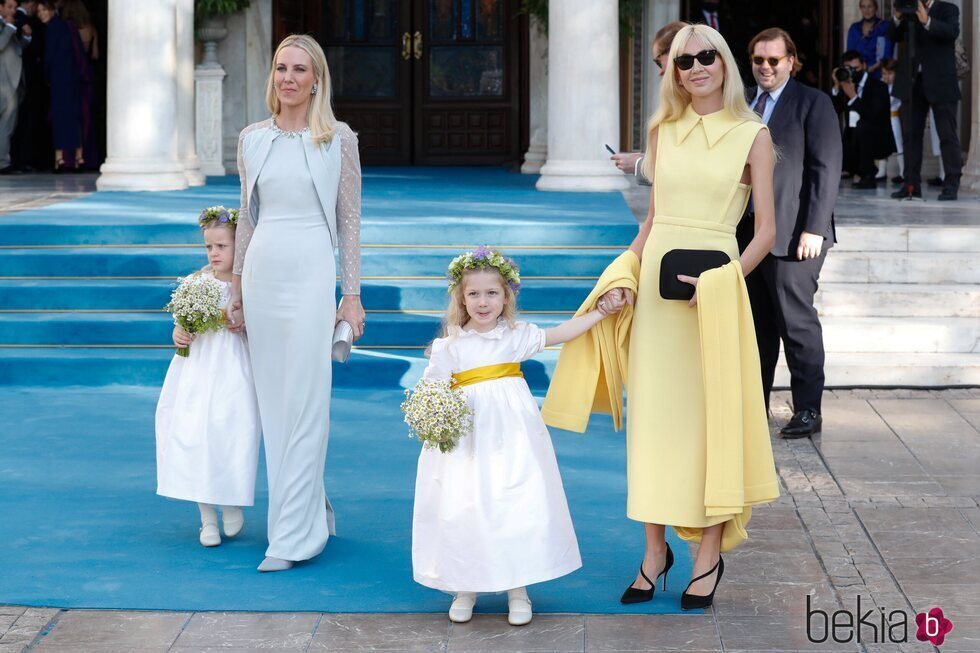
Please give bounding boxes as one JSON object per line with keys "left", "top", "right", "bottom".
{"left": 620, "top": 542, "right": 674, "bottom": 604}
{"left": 680, "top": 555, "right": 724, "bottom": 610}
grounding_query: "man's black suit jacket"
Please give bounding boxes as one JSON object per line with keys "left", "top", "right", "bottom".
{"left": 740, "top": 79, "right": 842, "bottom": 257}
{"left": 832, "top": 73, "right": 896, "bottom": 160}
{"left": 886, "top": 0, "right": 960, "bottom": 104}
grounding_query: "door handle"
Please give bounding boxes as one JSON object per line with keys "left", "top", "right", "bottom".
{"left": 413, "top": 31, "right": 423, "bottom": 60}
{"left": 401, "top": 32, "right": 411, "bottom": 60}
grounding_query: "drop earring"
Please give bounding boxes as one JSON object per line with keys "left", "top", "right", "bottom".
{"left": 311, "top": 84, "right": 318, "bottom": 96}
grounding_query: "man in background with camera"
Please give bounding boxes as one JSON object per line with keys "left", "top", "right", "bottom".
{"left": 887, "top": 0, "right": 961, "bottom": 201}
{"left": 831, "top": 50, "right": 896, "bottom": 189}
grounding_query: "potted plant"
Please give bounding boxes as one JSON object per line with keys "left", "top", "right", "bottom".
{"left": 195, "top": 0, "right": 251, "bottom": 65}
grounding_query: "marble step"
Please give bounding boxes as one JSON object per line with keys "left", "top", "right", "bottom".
{"left": 814, "top": 283, "right": 980, "bottom": 318}
{"left": 0, "top": 312, "right": 975, "bottom": 354}
{"left": 4, "top": 246, "right": 977, "bottom": 284}
{"left": 774, "top": 352, "right": 980, "bottom": 387}
{"left": 2, "top": 347, "right": 976, "bottom": 388}
{"left": 3, "top": 278, "right": 977, "bottom": 319}
{"left": 820, "top": 252, "right": 980, "bottom": 283}
{"left": 834, "top": 225, "right": 980, "bottom": 253}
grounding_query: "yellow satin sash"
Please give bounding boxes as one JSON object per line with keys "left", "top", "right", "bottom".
{"left": 451, "top": 363, "right": 523, "bottom": 389}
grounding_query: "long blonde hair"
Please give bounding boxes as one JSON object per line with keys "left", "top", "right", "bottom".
{"left": 642, "top": 24, "right": 759, "bottom": 181}
{"left": 442, "top": 269, "right": 518, "bottom": 337}
{"left": 266, "top": 35, "right": 338, "bottom": 145}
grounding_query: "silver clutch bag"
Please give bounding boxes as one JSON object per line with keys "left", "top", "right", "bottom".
{"left": 332, "top": 320, "right": 354, "bottom": 363}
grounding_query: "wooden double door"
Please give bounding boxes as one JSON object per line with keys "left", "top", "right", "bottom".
{"left": 274, "top": 0, "right": 525, "bottom": 165}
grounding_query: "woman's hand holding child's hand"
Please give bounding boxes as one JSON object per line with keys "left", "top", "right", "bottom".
{"left": 172, "top": 325, "right": 195, "bottom": 348}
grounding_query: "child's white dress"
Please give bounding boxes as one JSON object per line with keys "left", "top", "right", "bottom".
{"left": 156, "top": 273, "right": 261, "bottom": 506}
{"left": 412, "top": 320, "right": 582, "bottom": 593}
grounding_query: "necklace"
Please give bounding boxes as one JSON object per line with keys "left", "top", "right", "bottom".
{"left": 271, "top": 119, "right": 310, "bottom": 138}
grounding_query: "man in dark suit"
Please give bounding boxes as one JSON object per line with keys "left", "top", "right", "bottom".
{"left": 887, "top": 0, "right": 961, "bottom": 201}
{"left": 831, "top": 50, "right": 896, "bottom": 188}
{"left": 736, "top": 28, "right": 842, "bottom": 438}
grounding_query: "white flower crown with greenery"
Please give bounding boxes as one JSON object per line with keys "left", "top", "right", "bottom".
{"left": 446, "top": 246, "right": 521, "bottom": 294}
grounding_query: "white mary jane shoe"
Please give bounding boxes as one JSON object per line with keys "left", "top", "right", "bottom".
{"left": 222, "top": 507, "right": 244, "bottom": 538}
{"left": 199, "top": 523, "right": 221, "bottom": 547}
{"left": 507, "top": 590, "right": 532, "bottom": 627}
{"left": 449, "top": 592, "right": 477, "bottom": 623}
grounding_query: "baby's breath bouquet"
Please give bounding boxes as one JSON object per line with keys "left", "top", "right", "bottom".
{"left": 401, "top": 379, "right": 473, "bottom": 454}
{"left": 164, "top": 274, "right": 226, "bottom": 357}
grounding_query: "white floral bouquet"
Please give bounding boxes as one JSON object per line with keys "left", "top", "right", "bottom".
{"left": 163, "top": 274, "right": 226, "bottom": 357}
{"left": 401, "top": 379, "right": 473, "bottom": 454}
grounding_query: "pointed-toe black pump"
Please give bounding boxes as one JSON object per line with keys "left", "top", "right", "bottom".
{"left": 620, "top": 542, "right": 674, "bottom": 604}
{"left": 680, "top": 555, "right": 724, "bottom": 610}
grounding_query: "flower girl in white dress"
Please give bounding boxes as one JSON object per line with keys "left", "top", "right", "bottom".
{"left": 156, "top": 211, "right": 261, "bottom": 547}
{"left": 412, "top": 247, "right": 618, "bottom": 626}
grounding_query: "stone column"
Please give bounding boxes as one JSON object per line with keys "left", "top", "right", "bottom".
{"left": 962, "top": 10, "right": 980, "bottom": 191}
{"left": 195, "top": 66, "right": 227, "bottom": 176}
{"left": 177, "top": 0, "right": 205, "bottom": 185}
{"left": 536, "top": 0, "right": 628, "bottom": 192}
{"left": 643, "top": 0, "right": 681, "bottom": 125}
{"left": 97, "top": 0, "right": 187, "bottom": 191}
{"left": 521, "top": 17, "right": 547, "bottom": 174}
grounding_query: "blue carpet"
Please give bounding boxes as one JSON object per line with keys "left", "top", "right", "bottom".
{"left": 0, "top": 385, "right": 695, "bottom": 614}
{"left": 1, "top": 168, "right": 637, "bottom": 246}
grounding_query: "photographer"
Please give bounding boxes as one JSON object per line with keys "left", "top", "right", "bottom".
{"left": 887, "top": 0, "right": 961, "bottom": 201}
{"left": 831, "top": 51, "right": 895, "bottom": 189}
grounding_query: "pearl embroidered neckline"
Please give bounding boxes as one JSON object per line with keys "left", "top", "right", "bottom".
{"left": 271, "top": 120, "right": 310, "bottom": 138}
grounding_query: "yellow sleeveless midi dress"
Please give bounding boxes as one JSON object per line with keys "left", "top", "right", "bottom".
{"left": 627, "top": 105, "right": 778, "bottom": 550}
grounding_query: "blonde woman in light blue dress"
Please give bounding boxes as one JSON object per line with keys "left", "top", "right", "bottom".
{"left": 228, "top": 35, "right": 365, "bottom": 572}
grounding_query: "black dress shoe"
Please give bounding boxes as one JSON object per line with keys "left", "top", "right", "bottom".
{"left": 874, "top": 175, "right": 887, "bottom": 183}
{"left": 853, "top": 177, "right": 877, "bottom": 189}
{"left": 891, "top": 186, "right": 921, "bottom": 199}
{"left": 780, "top": 410, "right": 822, "bottom": 439}
{"left": 937, "top": 188, "right": 958, "bottom": 201}
{"left": 891, "top": 175, "right": 904, "bottom": 185}
{"left": 0, "top": 166, "right": 13, "bottom": 175}
{"left": 927, "top": 176, "right": 945, "bottom": 187}
{"left": 621, "top": 543, "right": 674, "bottom": 604}
{"left": 681, "top": 556, "right": 724, "bottom": 610}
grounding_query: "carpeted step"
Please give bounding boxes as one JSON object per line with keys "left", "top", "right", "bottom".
{"left": 0, "top": 278, "right": 603, "bottom": 312}
{"left": 0, "top": 246, "right": 622, "bottom": 279}
{"left": 0, "top": 346, "right": 562, "bottom": 390}
{"left": 0, "top": 312, "right": 570, "bottom": 347}
{"left": 2, "top": 313, "right": 976, "bottom": 353}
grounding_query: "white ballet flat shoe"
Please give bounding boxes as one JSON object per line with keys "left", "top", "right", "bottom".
{"left": 199, "top": 523, "right": 221, "bottom": 547}
{"left": 507, "top": 591, "right": 532, "bottom": 626}
{"left": 222, "top": 508, "right": 244, "bottom": 538}
{"left": 448, "top": 592, "right": 477, "bottom": 623}
{"left": 257, "top": 556, "right": 294, "bottom": 572}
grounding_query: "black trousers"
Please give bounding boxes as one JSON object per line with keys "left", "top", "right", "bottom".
{"left": 901, "top": 75, "right": 961, "bottom": 190}
{"left": 842, "top": 123, "right": 877, "bottom": 180}
{"left": 744, "top": 250, "right": 827, "bottom": 415}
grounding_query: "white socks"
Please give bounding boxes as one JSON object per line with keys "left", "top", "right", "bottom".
{"left": 449, "top": 592, "right": 477, "bottom": 623}
{"left": 507, "top": 587, "right": 533, "bottom": 626}
{"left": 198, "top": 503, "right": 220, "bottom": 547}
{"left": 197, "top": 504, "right": 245, "bottom": 546}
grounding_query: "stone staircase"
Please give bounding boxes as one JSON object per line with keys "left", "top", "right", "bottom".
{"left": 0, "top": 174, "right": 977, "bottom": 389}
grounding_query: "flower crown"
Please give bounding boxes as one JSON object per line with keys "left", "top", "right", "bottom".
{"left": 198, "top": 205, "right": 239, "bottom": 229}
{"left": 447, "top": 246, "right": 521, "bottom": 294}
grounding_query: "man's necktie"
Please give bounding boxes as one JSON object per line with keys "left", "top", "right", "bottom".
{"left": 753, "top": 92, "right": 770, "bottom": 119}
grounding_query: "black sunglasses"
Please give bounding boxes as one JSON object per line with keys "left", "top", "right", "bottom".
{"left": 674, "top": 49, "right": 719, "bottom": 71}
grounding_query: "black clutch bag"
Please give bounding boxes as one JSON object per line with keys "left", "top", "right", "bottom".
{"left": 659, "top": 249, "right": 731, "bottom": 300}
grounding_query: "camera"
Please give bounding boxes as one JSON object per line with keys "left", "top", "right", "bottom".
{"left": 834, "top": 65, "right": 861, "bottom": 83}
{"left": 894, "top": 0, "right": 920, "bottom": 16}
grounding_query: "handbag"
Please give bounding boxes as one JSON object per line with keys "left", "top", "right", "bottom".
{"left": 332, "top": 320, "right": 354, "bottom": 363}
{"left": 659, "top": 249, "right": 730, "bottom": 300}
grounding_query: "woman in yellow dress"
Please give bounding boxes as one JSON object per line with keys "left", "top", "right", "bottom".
{"left": 599, "top": 24, "right": 780, "bottom": 609}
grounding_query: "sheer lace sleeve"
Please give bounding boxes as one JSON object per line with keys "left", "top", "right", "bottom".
{"left": 336, "top": 123, "right": 362, "bottom": 296}
{"left": 233, "top": 128, "right": 254, "bottom": 276}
